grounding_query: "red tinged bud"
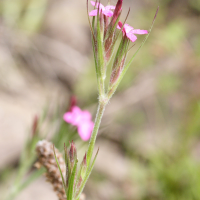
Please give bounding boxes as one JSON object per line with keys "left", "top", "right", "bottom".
{"left": 104, "top": 0, "right": 123, "bottom": 65}
{"left": 111, "top": 0, "right": 123, "bottom": 27}
{"left": 68, "top": 96, "right": 77, "bottom": 112}
{"left": 83, "top": 153, "right": 87, "bottom": 166}
{"left": 109, "top": 36, "right": 129, "bottom": 87}
{"left": 110, "top": 57, "right": 125, "bottom": 85}
{"left": 69, "top": 141, "right": 77, "bottom": 168}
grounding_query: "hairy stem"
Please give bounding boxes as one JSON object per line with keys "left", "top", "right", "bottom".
{"left": 86, "top": 100, "right": 107, "bottom": 166}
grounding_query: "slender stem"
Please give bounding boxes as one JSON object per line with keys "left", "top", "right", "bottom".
{"left": 86, "top": 101, "right": 107, "bottom": 166}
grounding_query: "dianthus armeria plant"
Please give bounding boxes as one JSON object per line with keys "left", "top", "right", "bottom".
{"left": 36, "top": 1, "right": 158, "bottom": 200}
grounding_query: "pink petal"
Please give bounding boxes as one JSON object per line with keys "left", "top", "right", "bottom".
{"left": 63, "top": 106, "right": 83, "bottom": 126}
{"left": 124, "top": 24, "right": 134, "bottom": 33}
{"left": 89, "top": 9, "right": 98, "bottom": 16}
{"left": 72, "top": 106, "right": 82, "bottom": 113}
{"left": 103, "top": 10, "right": 113, "bottom": 17}
{"left": 81, "top": 111, "right": 92, "bottom": 121}
{"left": 90, "top": 1, "right": 96, "bottom": 7}
{"left": 105, "top": 5, "right": 115, "bottom": 10}
{"left": 132, "top": 29, "right": 148, "bottom": 35}
{"left": 77, "top": 121, "right": 94, "bottom": 141}
{"left": 117, "top": 21, "right": 123, "bottom": 29}
{"left": 63, "top": 105, "right": 94, "bottom": 140}
{"left": 90, "top": 1, "right": 105, "bottom": 10}
{"left": 126, "top": 32, "right": 137, "bottom": 42}
{"left": 63, "top": 112, "right": 74, "bottom": 124}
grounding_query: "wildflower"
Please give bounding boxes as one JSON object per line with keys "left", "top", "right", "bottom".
{"left": 63, "top": 106, "right": 94, "bottom": 141}
{"left": 117, "top": 21, "right": 148, "bottom": 42}
{"left": 89, "top": 1, "right": 115, "bottom": 17}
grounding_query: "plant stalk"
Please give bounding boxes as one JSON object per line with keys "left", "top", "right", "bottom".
{"left": 86, "top": 100, "right": 107, "bottom": 166}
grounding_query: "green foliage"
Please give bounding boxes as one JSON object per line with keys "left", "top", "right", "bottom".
{"left": 189, "top": 0, "right": 200, "bottom": 12}
{"left": 158, "top": 74, "right": 181, "bottom": 95}
{"left": 0, "top": 0, "right": 48, "bottom": 33}
{"left": 158, "top": 20, "right": 186, "bottom": 52}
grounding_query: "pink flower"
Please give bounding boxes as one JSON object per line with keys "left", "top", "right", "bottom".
{"left": 117, "top": 21, "right": 148, "bottom": 42}
{"left": 89, "top": 1, "right": 115, "bottom": 17}
{"left": 63, "top": 106, "right": 94, "bottom": 141}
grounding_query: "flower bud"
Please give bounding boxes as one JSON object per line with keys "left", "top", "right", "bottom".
{"left": 104, "top": 0, "right": 123, "bottom": 65}
{"left": 68, "top": 96, "right": 77, "bottom": 112}
{"left": 110, "top": 36, "right": 129, "bottom": 87}
{"left": 69, "top": 141, "right": 77, "bottom": 169}
{"left": 110, "top": 57, "right": 125, "bottom": 85}
{"left": 110, "top": 0, "right": 123, "bottom": 27}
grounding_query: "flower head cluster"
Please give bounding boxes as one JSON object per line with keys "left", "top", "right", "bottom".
{"left": 63, "top": 106, "right": 94, "bottom": 141}
{"left": 87, "top": 0, "right": 154, "bottom": 94}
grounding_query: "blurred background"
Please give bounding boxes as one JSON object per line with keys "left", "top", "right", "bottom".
{"left": 0, "top": 0, "right": 200, "bottom": 199}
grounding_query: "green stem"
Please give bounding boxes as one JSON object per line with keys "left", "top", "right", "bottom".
{"left": 86, "top": 101, "right": 107, "bottom": 166}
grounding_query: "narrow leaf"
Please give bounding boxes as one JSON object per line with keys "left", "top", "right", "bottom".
{"left": 86, "top": 0, "right": 95, "bottom": 41}
{"left": 67, "top": 159, "right": 78, "bottom": 200}
{"left": 75, "top": 148, "right": 99, "bottom": 200}
{"left": 66, "top": 145, "right": 71, "bottom": 187}
{"left": 53, "top": 145, "right": 68, "bottom": 197}
{"left": 64, "top": 144, "right": 70, "bottom": 187}
{"left": 96, "top": 4, "right": 105, "bottom": 79}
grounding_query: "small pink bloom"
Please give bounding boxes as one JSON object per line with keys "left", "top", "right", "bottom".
{"left": 89, "top": 1, "right": 115, "bottom": 17}
{"left": 63, "top": 106, "right": 94, "bottom": 141}
{"left": 117, "top": 21, "right": 148, "bottom": 42}
{"left": 78, "top": 121, "right": 94, "bottom": 141}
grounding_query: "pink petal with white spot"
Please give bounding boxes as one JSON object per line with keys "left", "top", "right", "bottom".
{"left": 132, "top": 29, "right": 148, "bottom": 34}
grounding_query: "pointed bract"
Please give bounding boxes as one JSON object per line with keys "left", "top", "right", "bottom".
{"left": 81, "top": 153, "right": 87, "bottom": 179}
{"left": 110, "top": 0, "right": 123, "bottom": 27}
{"left": 69, "top": 141, "right": 77, "bottom": 169}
